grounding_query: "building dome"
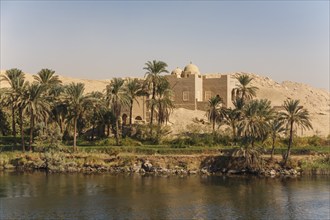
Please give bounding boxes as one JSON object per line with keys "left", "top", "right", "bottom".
{"left": 171, "top": 68, "right": 182, "bottom": 77}
{"left": 183, "top": 63, "right": 200, "bottom": 75}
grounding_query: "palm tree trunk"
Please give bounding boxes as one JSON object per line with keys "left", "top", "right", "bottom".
{"left": 59, "top": 118, "right": 63, "bottom": 133}
{"left": 284, "top": 121, "right": 294, "bottom": 166}
{"left": 150, "top": 84, "right": 156, "bottom": 126}
{"left": 158, "top": 102, "right": 162, "bottom": 126}
{"left": 212, "top": 120, "right": 215, "bottom": 133}
{"left": 19, "top": 108, "right": 25, "bottom": 152}
{"left": 29, "top": 111, "right": 34, "bottom": 151}
{"left": 115, "top": 118, "right": 119, "bottom": 145}
{"left": 11, "top": 105, "right": 16, "bottom": 136}
{"left": 129, "top": 100, "right": 133, "bottom": 126}
{"left": 107, "top": 123, "right": 110, "bottom": 137}
{"left": 270, "top": 136, "right": 276, "bottom": 159}
{"left": 73, "top": 117, "right": 77, "bottom": 151}
{"left": 91, "top": 124, "right": 95, "bottom": 141}
{"left": 11, "top": 105, "right": 17, "bottom": 147}
{"left": 232, "top": 123, "right": 237, "bottom": 145}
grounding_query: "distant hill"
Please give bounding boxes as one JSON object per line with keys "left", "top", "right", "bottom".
{"left": 1, "top": 70, "right": 329, "bottom": 136}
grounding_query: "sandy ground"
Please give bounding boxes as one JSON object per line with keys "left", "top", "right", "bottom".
{"left": 1, "top": 70, "right": 329, "bottom": 137}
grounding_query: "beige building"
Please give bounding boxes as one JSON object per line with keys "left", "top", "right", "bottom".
{"left": 166, "top": 63, "right": 236, "bottom": 110}
{"left": 121, "top": 63, "right": 236, "bottom": 124}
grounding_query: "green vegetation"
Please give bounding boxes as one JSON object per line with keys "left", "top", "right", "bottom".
{"left": 0, "top": 65, "right": 327, "bottom": 175}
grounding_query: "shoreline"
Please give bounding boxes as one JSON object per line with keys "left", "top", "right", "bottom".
{"left": 1, "top": 152, "right": 329, "bottom": 177}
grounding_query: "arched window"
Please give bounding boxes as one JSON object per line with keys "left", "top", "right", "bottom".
{"left": 135, "top": 116, "right": 142, "bottom": 121}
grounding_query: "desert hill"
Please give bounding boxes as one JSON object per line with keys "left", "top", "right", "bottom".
{"left": 1, "top": 70, "right": 329, "bottom": 136}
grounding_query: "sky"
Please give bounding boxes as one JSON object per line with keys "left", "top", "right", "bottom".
{"left": 1, "top": 1, "right": 329, "bottom": 89}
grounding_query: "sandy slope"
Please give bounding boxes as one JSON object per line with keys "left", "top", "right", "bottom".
{"left": 1, "top": 71, "right": 329, "bottom": 136}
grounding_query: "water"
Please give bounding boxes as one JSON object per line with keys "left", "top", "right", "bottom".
{"left": 0, "top": 172, "right": 329, "bottom": 219}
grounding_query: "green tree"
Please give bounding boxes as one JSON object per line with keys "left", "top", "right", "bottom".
{"left": 206, "top": 95, "right": 224, "bottom": 133}
{"left": 125, "top": 78, "right": 144, "bottom": 126}
{"left": 153, "top": 77, "right": 174, "bottom": 126}
{"left": 280, "top": 99, "right": 312, "bottom": 165}
{"left": 224, "top": 97, "right": 245, "bottom": 143}
{"left": 238, "top": 99, "right": 273, "bottom": 148}
{"left": 23, "top": 83, "right": 50, "bottom": 150}
{"left": 0, "top": 69, "right": 25, "bottom": 140}
{"left": 86, "top": 91, "right": 106, "bottom": 140}
{"left": 269, "top": 116, "right": 286, "bottom": 159}
{"left": 143, "top": 60, "right": 168, "bottom": 126}
{"left": 231, "top": 74, "right": 258, "bottom": 102}
{"left": 105, "top": 78, "right": 129, "bottom": 145}
{"left": 33, "top": 69, "right": 62, "bottom": 89}
{"left": 64, "top": 82, "right": 90, "bottom": 151}
{"left": 33, "top": 69, "right": 62, "bottom": 132}
{"left": 0, "top": 108, "right": 10, "bottom": 136}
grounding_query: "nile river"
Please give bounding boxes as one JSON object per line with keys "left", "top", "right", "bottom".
{"left": 0, "top": 172, "right": 329, "bottom": 219}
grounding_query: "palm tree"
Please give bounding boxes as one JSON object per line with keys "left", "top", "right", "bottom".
{"left": 224, "top": 97, "right": 245, "bottom": 143}
{"left": 23, "top": 83, "right": 50, "bottom": 150}
{"left": 33, "top": 69, "right": 62, "bottom": 132}
{"left": 105, "top": 78, "right": 129, "bottom": 145}
{"left": 231, "top": 74, "right": 258, "bottom": 102}
{"left": 64, "top": 82, "right": 90, "bottom": 151}
{"left": 269, "top": 117, "right": 286, "bottom": 159}
{"left": 206, "top": 95, "right": 224, "bottom": 133}
{"left": 143, "top": 60, "right": 168, "bottom": 126}
{"left": 280, "top": 99, "right": 312, "bottom": 165}
{"left": 0, "top": 68, "right": 25, "bottom": 140}
{"left": 33, "top": 69, "right": 62, "bottom": 89}
{"left": 86, "top": 91, "right": 106, "bottom": 140}
{"left": 125, "top": 78, "right": 144, "bottom": 126}
{"left": 153, "top": 77, "right": 174, "bottom": 126}
{"left": 238, "top": 99, "right": 273, "bottom": 148}
{"left": 231, "top": 99, "right": 273, "bottom": 171}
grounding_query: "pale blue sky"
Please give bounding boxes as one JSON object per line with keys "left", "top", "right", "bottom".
{"left": 1, "top": 1, "right": 329, "bottom": 89}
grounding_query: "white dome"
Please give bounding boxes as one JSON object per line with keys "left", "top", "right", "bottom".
{"left": 183, "top": 63, "right": 200, "bottom": 75}
{"left": 171, "top": 68, "right": 182, "bottom": 76}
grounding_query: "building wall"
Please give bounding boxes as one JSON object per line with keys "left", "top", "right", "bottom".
{"left": 195, "top": 74, "right": 203, "bottom": 101}
{"left": 121, "top": 96, "right": 147, "bottom": 124}
{"left": 166, "top": 75, "right": 196, "bottom": 110}
{"left": 202, "top": 75, "right": 230, "bottom": 107}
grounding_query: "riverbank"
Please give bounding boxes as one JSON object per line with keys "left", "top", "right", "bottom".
{"left": 1, "top": 151, "right": 329, "bottom": 177}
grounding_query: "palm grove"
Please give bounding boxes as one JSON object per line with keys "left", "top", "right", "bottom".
{"left": 0, "top": 61, "right": 173, "bottom": 150}
{"left": 0, "top": 62, "right": 312, "bottom": 166}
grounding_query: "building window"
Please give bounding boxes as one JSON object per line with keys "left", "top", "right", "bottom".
{"left": 183, "top": 91, "right": 189, "bottom": 101}
{"left": 205, "top": 91, "right": 212, "bottom": 101}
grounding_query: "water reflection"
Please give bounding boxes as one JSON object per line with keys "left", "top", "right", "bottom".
{"left": 0, "top": 172, "right": 329, "bottom": 219}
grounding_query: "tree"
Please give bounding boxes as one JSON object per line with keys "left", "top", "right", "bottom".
{"left": 0, "top": 69, "right": 25, "bottom": 140}
{"left": 105, "top": 78, "right": 129, "bottom": 145}
{"left": 238, "top": 99, "right": 273, "bottom": 148}
{"left": 23, "top": 83, "right": 50, "bottom": 150}
{"left": 143, "top": 60, "right": 168, "bottom": 126}
{"left": 231, "top": 74, "right": 258, "bottom": 102}
{"left": 86, "top": 91, "right": 106, "bottom": 140}
{"left": 63, "top": 82, "right": 90, "bottom": 151}
{"left": 153, "top": 77, "right": 174, "bottom": 126}
{"left": 33, "top": 69, "right": 62, "bottom": 132}
{"left": 125, "top": 78, "right": 144, "bottom": 126}
{"left": 224, "top": 97, "right": 245, "bottom": 143}
{"left": 231, "top": 99, "right": 273, "bottom": 171}
{"left": 33, "top": 69, "right": 62, "bottom": 89}
{"left": 269, "top": 117, "right": 286, "bottom": 159}
{"left": 0, "top": 108, "right": 10, "bottom": 136}
{"left": 280, "top": 99, "right": 312, "bottom": 165}
{"left": 206, "top": 95, "right": 223, "bottom": 133}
